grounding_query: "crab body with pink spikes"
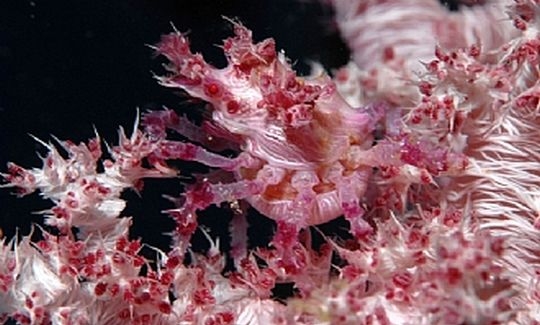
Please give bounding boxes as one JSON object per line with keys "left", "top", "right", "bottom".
{"left": 143, "top": 22, "right": 388, "bottom": 239}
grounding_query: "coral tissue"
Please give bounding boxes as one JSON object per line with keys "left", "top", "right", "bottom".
{"left": 2, "top": 0, "right": 540, "bottom": 324}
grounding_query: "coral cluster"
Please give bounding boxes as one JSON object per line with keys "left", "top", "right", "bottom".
{"left": 2, "top": 0, "right": 540, "bottom": 324}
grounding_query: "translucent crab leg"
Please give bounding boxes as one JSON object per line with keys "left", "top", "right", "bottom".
{"left": 149, "top": 140, "right": 260, "bottom": 172}
{"left": 143, "top": 109, "right": 256, "bottom": 171}
{"left": 143, "top": 108, "right": 239, "bottom": 151}
{"left": 229, "top": 200, "right": 249, "bottom": 263}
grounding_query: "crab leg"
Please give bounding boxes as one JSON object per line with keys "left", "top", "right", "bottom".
{"left": 150, "top": 140, "right": 259, "bottom": 171}
{"left": 229, "top": 200, "right": 249, "bottom": 263}
{"left": 143, "top": 108, "right": 240, "bottom": 151}
{"left": 143, "top": 109, "right": 259, "bottom": 171}
{"left": 166, "top": 179, "right": 263, "bottom": 252}
{"left": 166, "top": 165, "right": 286, "bottom": 253}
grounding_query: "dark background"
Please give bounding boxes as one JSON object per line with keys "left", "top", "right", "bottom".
{"left": 0, "top": 0, "right": 352, "bottom": 259}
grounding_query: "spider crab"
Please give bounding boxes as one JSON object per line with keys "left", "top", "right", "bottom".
{"left": 142, "top": 21, "right": 462, "bottom": 253}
